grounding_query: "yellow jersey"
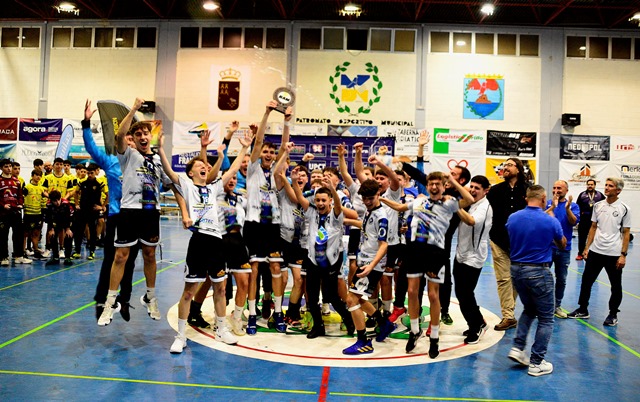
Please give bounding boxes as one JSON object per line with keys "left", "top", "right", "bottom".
{"left": 23, "top": 182, "right": 47, "bottom": 215}
{"left": 43, "top": 172, "right": 74, "bottom": 198}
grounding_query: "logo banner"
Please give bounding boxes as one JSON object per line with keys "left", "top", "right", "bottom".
{"left": 560, "top": 134, "right": 610, "bottom": 160}
{"left": 611, "top": 136, "right": 640, "bottom": 162}
{"left": 328, "top": 125, "right": 378, "bottom": 137}
{"left": 433, "top": 128, "right": 485, "bottom": 156}
{"left": 172, "top": 121, "right": 222, "bottom": 148}
{"left": 15, "top": 142, "right": 57, "bottom": 171}
{"left": 381, "top": 127, "right": 427, "bottom": 157}
{"left": 486, "top": 130, "right": 537, "bottom": 157}
{"left": 0, "top": 118, "right": 18, "bottom": 141}
{"left": 171, "top": 148, "right": 219, "bottom": 172}
{"left": 19, "top": 118, "right": 63, "bottom": 142}
{"left": 431, "top": 156, "right": 485, "bottom": 179}
{"left": 558, "top": 160, "right": 613, "bottom": 185}
{"left": 463, "top": 75, "right": 504, "bottom": 120}
{"left": 0, "top": 144, "right": 17, "bottom": 160}
{"left": 211, "top": 66, "right": 251, "bottom": 115}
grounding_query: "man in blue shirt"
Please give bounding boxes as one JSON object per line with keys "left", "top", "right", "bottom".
{"left": 544, "top": 180, "right": 579, "bottom": 318}
{"left": 506, "top": 185, "right": 566, "bottom": 377}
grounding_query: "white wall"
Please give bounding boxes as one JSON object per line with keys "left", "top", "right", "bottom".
{"left": 0, "top": 49, "right": 41, "bottom": 117}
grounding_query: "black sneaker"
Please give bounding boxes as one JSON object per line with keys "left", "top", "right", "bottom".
{"left": 365, "top": 316, "right": 377, "bottom": 328}
{"left": 441, "top": 313, "right": 453, "bottom": 325}
{"left": 603, "top": 314, "right": 618, "bottom": 326}
{"left": 261, "top": 299, "right": 272, "bottom": 320}
{"left": 464, "top": 325, "right": 486, "bottom": 344}
{"left": 463, "top": 320, "right": 487, "bottom": 337}
{"left": 45, "top": 258, "right": 60, "bottom": 266}
{"left": 307, "top": 325, "right": 326, "bottom": 339}
{"left": 188, "top": 312, "right": 211, "bottom": 328}
{"left": 63, "top": 258, "right": 73, "bottom": 266}
{"left": 429, "top": 337, "right": 440, "bottom": 359}
{"left": 567, "top": 309, "right": 590, "bottom": 319}
{"left": 406, "top": 329, "right": 424, "bottom": 353}
{"left": 116, "top": 296, "right": 132, "bottom": 322}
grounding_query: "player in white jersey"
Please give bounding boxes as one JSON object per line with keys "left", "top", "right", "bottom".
{"left": 382, "top": 171, "right": 473, "bottom": 358}
{"left": 98, "top": 98, "right": 173, "bottom": 327}
{"left": 244, "top": 100, "right": 292, "bottom": 335}
{"left": 157, "top": 129, "right": 252, "bottom": 353}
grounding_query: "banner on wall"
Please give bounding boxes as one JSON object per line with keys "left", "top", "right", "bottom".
{"left": 171, "top": 148, "right": 219, "bottom": 172}
{"left": 381, "top": 127, "right": 427, "bottom": 156}
{"left": 15, "top": 142, "right": 57, "bottom": 171}
{"left": 264, "top": 135, "right": 394, "bottom": 176}
{"left": 559, "top": 160, "right": 613, "bottom": 184}
{"left": 68, "top": 144, "right": 94, "bottom": 166}
{"left": 431, "top": 155, "right": 484, "bottom": 178}
{"left": 172, "top": 121, "right": 222, "bottom": 148}
{"left": 292, "top": 124, "right": 326, "bottom": 136}
{"left": 485, "top": 157, "right": 536, "bottom": 185}
{"left": 328, "top": 125, "right": 378, "bottom": 137}
{"left": 486, "top": 130, "right": 536, "bottom": 157}
{"left": 617, "top": 164, "right": 640, "bottom": 191}
{"left": 0, "top": 118, "right": 18, "bottom": 141}
{"left": 210, "top": 65, "right": 251, "bottom": 116}
{"left": 560, "top": 134, "right": 610, "bottom": 160}
{"left": 433, "top": 128, "right": 485, "bottom": 156}
{"left": 611, "top": 136, "right": 640, "bottom": 161}
{"left": 19, "top": 118, "right": 63, "bottom": 142}
{"left": 463, "top": 75, "right": 504, "bottom": 120}
{"left": 0, "top": 144, "right": 17, "bottom": 160}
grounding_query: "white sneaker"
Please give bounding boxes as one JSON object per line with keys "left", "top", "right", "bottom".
{"left": 528, "top": 360, "right": 554, "bottom": 377}
{"left": 507, "top": 347, "right": 530, "bottom": 366}
{"left": 1, "top": 258, "right": 9, "bottom": 266}
{"left": 228, "top": 315, "right": 245, "bottom": 336}
{"left": 42, "top": 250, "right": 52, "bottom": 258}
{"left": 140, "top": 295, "right": 161, "bottom": 320}
{"left": 554, "top": 307, "right": 568, "bottom": 319}
{"left": 25, "top": 249, "right": 34, "bottom": 256}
{"left": 215, "top": 325, "right": 238, "bottom": 345}
{"left": 170, "top": 335, "right": 187, "bottom": 354}
{"left": 15, "top": 256, "right": 32, "bottom": 264}
{"left": 98, "top": 302, "right": 121, "bottom": 326}
{"left": 322, "top": 303, "right": 331, "bottom": 315}
{"left": 59, "top": 251, "right": 65, "bottom": 259}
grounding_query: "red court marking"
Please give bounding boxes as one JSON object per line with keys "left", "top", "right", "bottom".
{"left": 318, "top": 367, "right": 330, "bottom": 402}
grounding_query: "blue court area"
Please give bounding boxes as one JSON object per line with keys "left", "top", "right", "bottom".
{"left": 0, "top": 218, "right": 638, "bottom": 401}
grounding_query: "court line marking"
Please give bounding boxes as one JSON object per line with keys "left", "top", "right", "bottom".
{"left": 568, "top": 267, "right": 640, "bottom": 300}
{"left": 0, "top": 370, "right": 315, "bottom": 395}
{"left": 0, "top": 259, "right": 185, "bottom": 350}
{"left": 572, "top": 318, "right": 640, "bottom": 359}
{"left": 319, "top": 367, "right": 330, "bottom": 402}
{"left": 329, "top": 392, "right": 537, "bottom": 401}
{"left": 0, "top": 259, "right": 99, "bottom": 292}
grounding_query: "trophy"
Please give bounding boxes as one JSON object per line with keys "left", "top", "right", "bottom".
{"left": 272, "top": 87, "right": 295, "bottom": 114}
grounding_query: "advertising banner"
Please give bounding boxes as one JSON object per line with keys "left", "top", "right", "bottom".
{"left": 0, "top": 118, "right": 18, "bottom": 141}
{"left": 171, "top": 148, "right": 219, "bottom": 172}
{"left": 15, "top": 142, "right": 57, "bottom": 171}
{"left": 558, "top": 160, "right": 614, "bottom": 185}
{"left": 560, "top": 134, "right": 610, "bottom": 160}
{"left": 431, "top": 155, "right": 485, "bottom": 178}
{"left": 172, "top": 121, "right": 222, "bottom": 148}
{"left": 485, "top": 157, "right": 537, "bottom": 185}
{"left": 486, "top": 130, "right": 537, "bottom": 157}
{"left": 0, "top": 144, "right": 17, "bottom": 160}
{"left": 381, "top": 127, "right": 427, "bottom": 157}
{"left": 19, "top": 118, "right": 63, "bottom": 142}
{"left": 433, "top": 128, "right": 485, "bottom": 156}
{"left": 327, "top": 125, "right": 378, "bottom": 137}
{"left": 610, "top": 135, "right": 640, "bottom": 162}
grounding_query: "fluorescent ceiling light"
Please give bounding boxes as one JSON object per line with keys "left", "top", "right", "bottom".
{"left": 344, "top": 4, "right": 361, "bottom": 12}
{"left": 203, "top": 1, "right": 219, "bottom": 11}
{"left": 481, "top": 4, "right": 494, "bottom": 16}
{"left": 456, "top": 40, "right": 466, "bottom": 46}
{"left": 630, "top": 12, "right": 640, "bottom": 20}
{"left": 55, "top": 1, "right": 79, "bottom": 15}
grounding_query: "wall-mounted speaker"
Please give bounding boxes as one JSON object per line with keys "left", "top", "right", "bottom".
{"left": 562, "top": 113, "right": 580, "bottom": 127}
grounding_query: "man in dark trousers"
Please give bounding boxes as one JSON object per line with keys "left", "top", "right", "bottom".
{"left": 73, "top": 163, "right": 107, "bottom": 260}
{"left": 575, "top": 179, "right": 604, "bottom": 260}
{"left": 506, "top": 185, "right": 566, "bottom": 377}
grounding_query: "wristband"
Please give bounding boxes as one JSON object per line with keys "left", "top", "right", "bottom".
{"left": 621, "top": 251, "right": 627, "bottom": 257}
{"left": 284, "top": 122, "right": 290, "bottom": 128}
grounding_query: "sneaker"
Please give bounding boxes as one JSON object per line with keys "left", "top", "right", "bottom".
{"left": 45, "top": 258, "right": 60, "bottom": 266}
{"left": 116, "top": 296, "right": 131, "bottom": 322}
{"left": 528, "top": 360, "right": 553, "bottom": 377}
{"left": 228, "top": 315, "right": 245, "bottom": 336}
{"left": 97, "top": 301, "right": 121, "bottom": 326}
{"left": 494, "top": 318, "right": 518, "bottom": 331}
{"left": 322, "top": 303, "right": 331, "bottom": 315}
{"left": 215, "top": 325, "right": 238, "bottom": 345}
{"left": 406, "top": 329, "right": 424, "bottom": 353}
{"left": 388, "top": 306, "right": 407, "bottom": 323}
{"left": 463, "top": 321, "right": 487, "bottom": 337}
{"left": 342, "top": 339, "right": 374, "bottom": 355}
{"left": 307, "top": 325, "right": 326, "bottom": 339}
{"left": 170, "top": 335, "right": 187, "bottom": 354}
{"left": 554, "top": 307, "right": 568, "bottom": 319}
{"left": 63, "top": 258, "right": 73, "bottom": 266}
{"left": 507, "top": 347, "right": 530, "bottom": 366}
{"left": 274, "top": 312, "right": 287, "bottom": 333}
{"left": 246, "top": 315, "right": 258, "bottom": 335}
{"left": 88, "top": 252, "right": 95, "bottom": 260}
{"left": 464, "top": 325, "right": 486, "bottom": 344}
{"left": 42, "top": 250, "right": 52, "bottom": 258}
{"left": 1, "top": 258, "right": 9, "bottom": 266}
{"left": 72, "top": 252, "right": 82, "bottom": 259}
{"left": 441, "top": 313, "right": 454, "bottom": 325}
{"left": 140, "top": 295, "right": 161, "bottom": 320}
{"left": 95, "top": 303, "right": 105, "bottom": 321}
{"left": 261, "top": 299, "right": 272, "bottom": 320}
{"left": 15, "top": 256, "right": 33, "bottom": 264}
{"left": 603, "top": 314, "right": 618, "bottom": 327}
{"left": 375, "top": 319, "right": 397, "bottom": 342}
{"left": 567, "top": 309, "right": 590, "bottom": 319}
{"left": 59, "top": 251, "right": 65, "bottom": 259}
{"left": 33, "top": 252, "right": 45, "bottom": 260}
{"left": 575, "top": 254, "right": 583, "bottom": 261}
{"left": 428, "top": 337, "right": 440, "bottom": 359}
{"left": 25, "top": 249, "right": 34, "bottom": 256}
{"left": 365, "top": 316, "right": 377, "bottom": 329}
{"left": 188, "top": 312, "right": 211, "bottom": 329}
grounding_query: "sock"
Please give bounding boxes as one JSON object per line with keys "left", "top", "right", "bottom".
{"left": 146, "top": 288, "right": 156, "bottom": 300}
{"left": 216, "top": 316, "right": 225, "bottom": 330}
{"left": 373, "top": 310, "right": 385, "bottom": 327}
{"left": 431, "top": 324, "right": 440, "bottom": 339}
{"left": 248, "top": 299, "right": 256, "bottom": 315}
{"left": 234, "top": 304, "right": 243, "bottom": 320}
{"left": 274, "top": 295, "right": 283, "bottom": 313}
{"left": 178, "top": 318, "right": 187, "bottom": 337}
{"left": 106, "top": 290, "right": 118, "bottom": 305}
{"left": 410, "top": 318, "right": 420, "bottom": 334}
{"left": 357, "top": 329, "right": 367, "bottom": 342}
{"left": 190, "top": 300, "right": 203, "bottom": 315}
{"left": 382, "top": 300, "right": 392, "bottom": 313}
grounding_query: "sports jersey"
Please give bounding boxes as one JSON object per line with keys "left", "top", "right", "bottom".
{"left": 118, "top": 147, "right": 171, "bottom": 211}
{"left": 66, "top": 173, "right": 77, "bottom": 204}
{"left": 347, "top": 182, "right": 367, "bottom": 221}
{"left": 217, "top": 191, "right": 246, "bottom": 234}
{"left": 590, "top": 199, "right": 631, "bottom": 256}
{"left": 304, "top": 205, "right": 344, "bottom": 267}
{"left": 278, "top": 189, "right": 304, "bottom": 244}
{"left": 408, "top": 196, "right": 459, "bottom": 249}
{"left": 83, "top": 122, "right": 122, "bottom": 216}
{"left": 175, "top": 176, "right": 224, "bottom": 238}
{"left": 43, "top": 172, "right": 74, "bottom": 198}
{"left": 398, "top": 191, "right": 416, "bottom": 245}
{"left": 0, "top": 176, "right": 23, "bottom": 211}
{"left": 381, "top": 186, "right": 401, "bottom": 246}
{"left": 97, "top": 175, "right": 108, "bottom": 205}
{"left": 44, "top": 199, "right": 74, "bottom": 229}
{"left": 456, "top": 197, "right": 493, "bottom": 268}
{"left": 23, "top": 182, "right": 47, "bottom": 215}
{"left": 545, "top": 199, "right": 580, "bottom": 249}
{"left": 74, "top": 176, "right": 87, "bottom": 205}
{"left": 357, "top": 205, "right": 389, "bottom": 271}
{"left": 78, "top": 178, "right": 106, "bottom": 210}
{"left": 245, "top": 160, "right": 281, "bottom": 224}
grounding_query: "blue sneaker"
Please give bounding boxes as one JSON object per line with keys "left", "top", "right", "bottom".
{"left": 246, "top": 315, "right": 257, "bottom": 335}
{"left": 274, "top": 312, "right": 287, "bottom": 333}
{"left": 342, "top": 339, "right": 374, "bottom": 355}
{"left": 375, "top": 320, "right": 397, "bottom": 342}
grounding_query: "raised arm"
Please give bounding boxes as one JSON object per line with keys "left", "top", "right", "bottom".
{"left": 222, "top": 133, "right": 252, "bottom": 185}
{"left": 380, "top": 197, "right": 409, "bottom": 212}
{"left": 116, "top": 97, "right": 143, "bottom": 154}
{"left": 275, "top": 106, "right": 293, "bottom": 162}
{"left": 157, "top": 131, "right": 180, "bottom": 185}
{"left": 278, "top": 170, "right": 298, "bottom": 204}
{"left": 565, "top": 195, "right": 578, "bottom": 226}
{"left": 324, "top": 177, "right": 342, "bottom": 218}
{"left": 447, "top": 170, "right": 474, "bottom": 208}
{"left": 199, "top": 129, "right": 215, "bottom": 165}
{"left": 206, "top": 143, "right": 226, "bottom": 184}
{"left": 337, "top": 143, "right": 354, "bottom": 187}
{"left": 250, "top": 100, "right": 277, "bottom": 163}
{"left": 369, "top": 154, "right": 400, "bottom": 191}
{"left": 290, "top": 167, "right": 310, "bottom": 210}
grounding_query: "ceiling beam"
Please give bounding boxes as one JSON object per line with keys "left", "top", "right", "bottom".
{"left": 609, "top": 0, "right": 640, "bottom": 28}
{"left": 75, "top": 0, "right": 106, "bottom": 19}
{"left": 107, "top": 0, "right": 117, "bottom": 19}
{"left": 527, "top": 0, "right": 540, "bottom": 24}
{"left": 142, "top": 0, "right": 165, "bottom": 18}
{"left": 270, "top": 0, "right": 288, "bottom": 19}
{"left": 13, "top": 0, "right": 49, "bottom": 20}
{"left": 544, "top": 0, "right": 574, "bottom": 26}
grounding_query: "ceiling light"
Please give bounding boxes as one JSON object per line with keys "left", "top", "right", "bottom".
{"left": 55, "top": 2, "right": 79, "bottom": 16}
{"left": 203, "top": 1, "right": 219, "bottom": 11}
{"left": 340, "top": 3, "right": 362, "bottom": 17}
{"left": 480, "top": 4, "right": 494, "bottom": 16}
{"left": 456, "top": 40, "right": 466, "bottom": 46}
{"left": 115, "top": 37, "right": 124, "bottom": 42}
{"left": 630, "top": 12, "right": 640, "bottom": 21}
{"left": 579, "top": 46, "right": 586, "bottom": 51}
